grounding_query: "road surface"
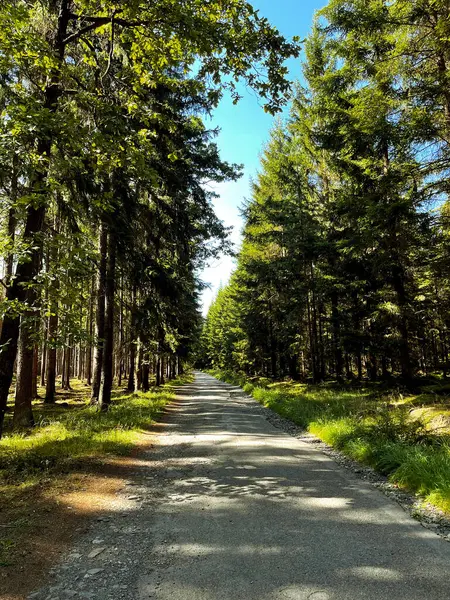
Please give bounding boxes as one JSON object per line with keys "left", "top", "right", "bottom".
{"left": 30, "top": 372, "right": 450, "bottom": 600}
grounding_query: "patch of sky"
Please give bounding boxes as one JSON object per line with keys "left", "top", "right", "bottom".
{"left": 199, "top": 0, "right": 327, "bottom": 315}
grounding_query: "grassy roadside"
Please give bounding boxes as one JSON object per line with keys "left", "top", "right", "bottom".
{"left": 208, "top": 369, "right": 450, "bottom": 514}
{"left": 0, "top": 374, "right": 191, "bottom": 581}
{"left": 1, "top": 375, "right": 192, "bottom": 484}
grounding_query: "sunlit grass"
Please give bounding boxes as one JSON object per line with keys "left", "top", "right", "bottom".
{"left": 0, "top": 375, "right": 192, "bottom": 483}
{"left": 209, "top": 369, "right": 450, "bottom": 515}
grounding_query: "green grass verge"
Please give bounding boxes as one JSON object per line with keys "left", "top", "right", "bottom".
{"left": 208, "top": 369, "right": 450, "bottom": 514}
{"left": 0, "top": 374, "right": 192, "bottom": 484}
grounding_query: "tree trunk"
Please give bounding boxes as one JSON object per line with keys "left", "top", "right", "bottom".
{"left": 13, "top": 319, "right": 36, "bottom": 430}
{"left": 118, "top": 281, "right": 124, "bottom": 386}
{"left": 0, "top": 1, "right": 70, "bottom": 438}
{"left": 156, "top": 355, "right": 161, "bottom": 387}
{"left": 331, "top": 291, "right": 343, "bottom": 381}
{"left": 160, "top": 355, "right": 165, "bottom": 385}
{"left": 45, "top": 218, "right": 59, "bottom": 404}
{"left": 142, "top": 357, "right": 150, "bottom": 392}
{"left": 62, "top": 341, "right": 72, "bottom": 390}
{"left": 91, "top": 223, "right": 107, "bottom": 402}
{"left": 392, "top": 262, "right": 413, "bottom": 381}
{"left": 40, "top": 243, "right": 49, "bottom": 388}
{"left": 127, "top": 285, "right": 137, "bottom": 391}
{"left": 99, "top": 228, "right": 116, "bottom": 412}
{"left": 40, "top": 331, "right": 47, "bottom": 387}
{"left": 367, "top": 353, "right": 378, "bottom": 381}
{"left": 13, "top": 227, "right": 43, "bottom": 428}
{"left": 45, "top": 310, "right": 58, "bottom": 403}
{"left": 137, "top": 339, "right": 143, "bottom": 390}
{"left": 86, "top": 276, "right": 95, "bottom": 386}
{"left": 0, "top": 205, "right": 45, "bottom": 435}
{"left": 32, "top": 345, "right": 39, "bottom": 398}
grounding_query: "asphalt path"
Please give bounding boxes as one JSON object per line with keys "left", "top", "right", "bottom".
{"left": 30, "top": 371, "right": 450, "bottom": 600}
{"left": 138, "top": 372, "right": 450, "bottom": 600}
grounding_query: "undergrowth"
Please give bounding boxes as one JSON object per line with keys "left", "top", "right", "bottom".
{"left": 208, "top": 369, "right": 450, "bottom": 514}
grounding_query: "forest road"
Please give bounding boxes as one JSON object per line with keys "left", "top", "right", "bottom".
{"left": 30, "top": 372, "right": 450, "bottom": 600}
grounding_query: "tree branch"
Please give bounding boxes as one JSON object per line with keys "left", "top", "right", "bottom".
{"left": 63, "top": 13, "right": 153, "bottom": 46}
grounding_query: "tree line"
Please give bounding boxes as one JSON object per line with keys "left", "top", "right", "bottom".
{"left": 201, "top": 0, "right": 450, "bottom": 384}
{"left": 0, "top": 0, "right": 299, "bottom": 437}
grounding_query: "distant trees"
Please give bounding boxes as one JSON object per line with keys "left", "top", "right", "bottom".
{"left": 0, "top": 0, "right": 299, "bottom": 436}
{"left": 202, "top": 0, "right": 450, "bottom": 383}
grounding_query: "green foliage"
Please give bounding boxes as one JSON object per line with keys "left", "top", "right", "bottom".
{"left": 0, "top": 0, "right": 298, "bottom": 432}
{"left": 200, "top": 0, "right": 450, "bottom": 386}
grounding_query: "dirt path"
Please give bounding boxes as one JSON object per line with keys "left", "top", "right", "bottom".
{"left": 29, "top": 372, "right": 450, "bottom": 600}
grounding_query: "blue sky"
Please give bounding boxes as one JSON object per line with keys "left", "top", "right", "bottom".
{"left": 200, "top": 0, "right": 326, "bottom": 314}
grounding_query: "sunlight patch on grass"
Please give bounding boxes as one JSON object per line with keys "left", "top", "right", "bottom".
{"left": 0, "top": 375, "right": 192, "bottom": 483}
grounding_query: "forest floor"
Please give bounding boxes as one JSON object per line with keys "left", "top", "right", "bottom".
{"left": 0, "top": 377, "right": 188, "bottom": 600}
{"left": 209, "top": 370, "right": 450, "bottom": 516}
{"left": 22, "top": 372, "right": 450, "bottom": 600}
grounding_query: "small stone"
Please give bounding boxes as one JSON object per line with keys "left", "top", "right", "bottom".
{"left": 91, "top": 538, "right": 104, "bottom": 545}
{"left": 85, "top": 568, "right": 104, "bottom": 577}
{"left": 88, "top": 547, "right": 106, "bottom": 559}
{"left": 127, "top": 495, "right": 141, "bottom": 500}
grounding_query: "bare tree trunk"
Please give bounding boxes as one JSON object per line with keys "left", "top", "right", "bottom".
{"left": 45, "top": 314, "right": 58, "bottom": 403}
{"left": 118, "top": 280, "right": 124, "bottom": 386}
{"left": 160, "top": 355, "right": 165, "bottom": 385}
{"left": 91, "top": 223, "right": 107, "bottom": 402}
{"left": 156, "top": 355, "right": 161, "bottom": 387}
{"left": 61, "top": 341, "right": 72, "bottom": 390}
{"left": 99, "top": 228, "right": 116, "bottom": 411}
{"left": 127, "top": 341, "right": 136, "bottom": 392}
{"left": 13, "top": 226, "right": 43, "bottom": 428}
{"left": 13, "top": 318, "right": 36, "bottom": 430}
{"left": 40, "top": 330, "right": 47, "bottom": 387}
{"left": 136, "top": 338, "right": 143, "bottom": 390}
{"left": 32, "top": 345, "right": 39, "bottom": 398}
{"left": 0, "top": 209, "right": 44, "bottom": 435}
{"left": 45, "top": 227, "right": 59, "bottom": 403}
{"left": 86, "top": 276, "right": 95, "bottom": 386}
{"left": 127, "top": 285, "right": 137, "bottom": 391}
{"left": 142, "top": 354, "right": 150, "bottom": 392}
{"left": 331, "top": 291, "right": 343, "bottom": 381}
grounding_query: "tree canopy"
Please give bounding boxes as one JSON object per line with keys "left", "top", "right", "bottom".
{"left": 201, "top": 0, "right": 450, "bottom": 384}
{"left": 0, "top": 0, "right": 299, "bottom": 436}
